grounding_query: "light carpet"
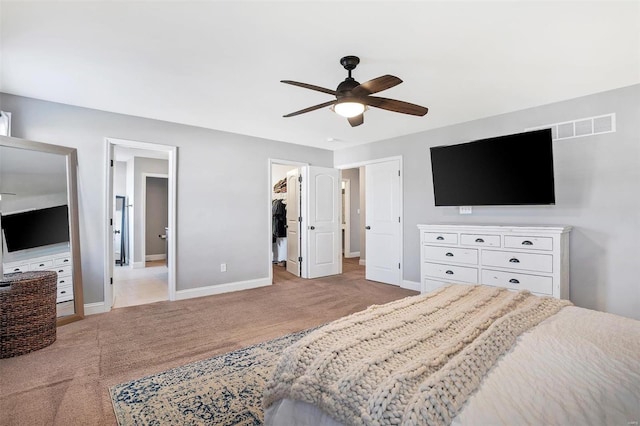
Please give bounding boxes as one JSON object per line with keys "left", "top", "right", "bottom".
{"left": 110, "top": 327, "right": 315, "bottom": 426}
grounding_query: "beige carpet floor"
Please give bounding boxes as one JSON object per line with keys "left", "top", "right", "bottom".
{"left": 0, "top": 258, "right": 417, "bottom": 426}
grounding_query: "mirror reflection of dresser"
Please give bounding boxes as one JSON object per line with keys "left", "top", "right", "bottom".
{"left": 0, "top": 135, "right": 84, "bottom": 325}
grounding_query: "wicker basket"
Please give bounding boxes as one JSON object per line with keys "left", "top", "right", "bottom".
{"left": 0, "top": 271, "right": 57, "bottom": 359}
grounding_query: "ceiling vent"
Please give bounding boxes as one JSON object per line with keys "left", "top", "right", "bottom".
{"left": 526, "top": 113, "right": 615, "bottom": 141}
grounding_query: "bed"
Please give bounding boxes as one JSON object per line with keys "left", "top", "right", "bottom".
{"left": 263, "top": 284, "right": 640, "bottom": 425}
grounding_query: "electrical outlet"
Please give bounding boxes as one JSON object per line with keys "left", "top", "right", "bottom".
{"left": 220, "top": 263, "right": 227, "bottom": 272}
{"left": 459, "top": 206, "right": 473, "bottom": 215}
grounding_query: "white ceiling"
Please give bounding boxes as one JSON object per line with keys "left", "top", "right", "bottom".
{"left": 1, "top": 1, "right": 638, "bottom": 150}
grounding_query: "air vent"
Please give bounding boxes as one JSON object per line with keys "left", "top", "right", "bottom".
{"left": 526, "top": 113, "right": 615, "bottom": 141}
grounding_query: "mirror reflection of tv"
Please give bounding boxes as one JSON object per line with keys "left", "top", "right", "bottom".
{"left": 1, "top": 205, "right": 70, "bottom": 252}
{"left": 430, "top": 129, "right": 555, "bottom": 206}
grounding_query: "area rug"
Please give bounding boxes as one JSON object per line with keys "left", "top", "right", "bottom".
{"left": 109, "top": 327, "right": 315, "bottom": 426}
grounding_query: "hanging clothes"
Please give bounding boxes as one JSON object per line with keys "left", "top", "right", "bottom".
{"left": 272, "top": 199, "right": 287, "bottom": 242}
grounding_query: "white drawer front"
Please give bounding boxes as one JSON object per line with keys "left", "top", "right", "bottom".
{"left": 423, "top": 262, "right": 478, "bottom": 284}
{"left": 422, "top": 232, "right": 458, "bottom": 244}
{"left": 422, "top": 278, "right": 446, "bottom": 294}
{"left": 423, "top": 246, "right": 478, "bottom": 265}
{"left": 482, "top": 269, "right": 553, "bottom": 295}
{"left": 57, "top": 276, "right": 72, "bottom": 287}
{"left": 460, "top": 234, "right": 501, "bottom": 247}
{"left": 482, "top": 250, "right": 552, "bottom": 273}
{"left": 5, "top": 263, "right": 28, "bottom": 273}
{"left": 31, "top": 260, "right": 54, "bottom": 270}
{"left": 54, "top": 256, "right": 72, "bottom": 266}
{"left": 53, "top": 265, "right": 72, "bottom": 277}
{"left": 57, "top": 284, "right": 74, "bottom": 303}
{"left": 504, "top": 235, "right": 553, "bottom": 251}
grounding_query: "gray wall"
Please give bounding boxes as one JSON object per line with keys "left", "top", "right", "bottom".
{"left": 0, "top": 93, "right": 333, "bottom": 303}
{"left": 335, "top": 84, "right": 640, "bottom": 320}
{"left": 145, "top": 176, "right": 168, "bottom": 257}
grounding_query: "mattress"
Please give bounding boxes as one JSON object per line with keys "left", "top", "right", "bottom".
{"left": 265, "top": 305, "right": 640, "bottom": 425}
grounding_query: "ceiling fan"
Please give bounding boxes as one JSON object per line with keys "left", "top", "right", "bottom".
{"left": 281, "top": 55, "right": 428, "bottom": 127}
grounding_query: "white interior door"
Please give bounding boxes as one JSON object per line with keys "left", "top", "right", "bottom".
{"left": 365, "top": 160, "right": 401, "bottom": 285}
{"left": 106, "top": 143, "right": 116, "bottom": 308}
{"left": 303, "top": 166, "right": 341, "bottom": 279}
{"left": 286, "top": 169, "right": 301, "bottom": 277}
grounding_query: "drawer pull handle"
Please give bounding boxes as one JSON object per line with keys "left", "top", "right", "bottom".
{"left": 509, "top": 278, "right": 520, "bottom": 284}
{"left": 63, "top": 259, "right": 69, "bottom": 263}
{"left": 60, "top": 290, "right": 66, "bottom": 294}
{"left": 39, "top": 264, "right": 45, "bottom": 267}
{"left": 13, "top": 268, "right": 20, "bottom": 272}
{"left": 521, "top": 240, "right": 533, "bottom": 246}
{"left": 445, "top": 270, "right": 454, "bottom": 275}
{"left": 509, "top": 258, "right": 520, "bottom": 263}
{"left": 475, "top": 238, "right": 484, "bottom": 243}
{"left": 436, "top": 236, "right": 444, "bottom": 241}
{"left": 58, "top": 269, "right": 64, "bottom": 273}
{"left": 59, "top": 280, "right": 65, "bottom": 284}
{"left": 445, "top": 252, "right": 454, "bottom": 257}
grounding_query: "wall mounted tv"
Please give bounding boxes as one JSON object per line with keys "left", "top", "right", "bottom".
{"left": 1, "top": 205, "right": 70, "bottom": 252}
{"left": 430, "top": 129, "right": 555, "bottom": 206}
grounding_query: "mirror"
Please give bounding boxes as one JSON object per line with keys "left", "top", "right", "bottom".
{"left": 0, "top": 135, "right": 84, "bottom": 325}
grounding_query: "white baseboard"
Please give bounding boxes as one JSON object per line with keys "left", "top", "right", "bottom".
{"left": 145, "top": 254, "right": 166, "bottom": 261}
{"left": 401, "top": 280, "right": 421, "bottom": 292}
{"left": 132, "top": 261, "right": 145, "bottom": 269}
{"left": 359, "top": 259, "right": 366, "bottom": 266}
{"left": 344, "top": 251, "right": 361, "bottom": 258}
{"left": 175, "top": 277, "right": 272, "bottom": 301}
{"left": 84, "top": 302, "right": 108, "bottom": 315}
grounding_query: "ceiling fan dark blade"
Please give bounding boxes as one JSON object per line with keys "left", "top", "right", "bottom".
{"left": 283, "top": 100, "right": 337, "bottom": 118}
{"left": 281, "top": 80, "right": 337, "bottom": 96}
{"left": 352, "top": 75, "right": 402, "bottom": 96}
{"left": 363, "top": 96, "right": 429, "bottom": 116}
{"left": 348, "top": 114, "right": 364, "bottom": 127}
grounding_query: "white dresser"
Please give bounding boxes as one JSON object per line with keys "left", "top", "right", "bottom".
{"left": 418, "top": 224, "right": 571, "bottom": 299}
{"left": 3, "top": 249, "right": 74, "bottom": 303}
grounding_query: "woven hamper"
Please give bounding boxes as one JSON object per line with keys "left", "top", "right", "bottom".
{"left": 0, "top": 271, "right": 57, "bottom": 359}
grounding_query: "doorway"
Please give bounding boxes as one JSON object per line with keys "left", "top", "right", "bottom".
{"left": 105, "top": 138, "right": 177, "bottom": 311}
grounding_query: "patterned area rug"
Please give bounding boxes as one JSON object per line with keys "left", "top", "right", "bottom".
{"left": 110, "top": 328, "right": 314, "bottom": 426}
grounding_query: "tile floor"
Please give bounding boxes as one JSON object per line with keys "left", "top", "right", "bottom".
{"left": 113, "top": 260, "right": 168, "bottom": 308}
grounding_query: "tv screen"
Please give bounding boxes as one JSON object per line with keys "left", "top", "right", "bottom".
{"left": 1, "top": 205, "right": 70, "bottom": 252}
{"left": 430, "top": 129, "right": 555, "bottom": 206}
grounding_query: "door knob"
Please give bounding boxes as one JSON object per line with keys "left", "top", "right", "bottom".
{"left": 309, "top": 226, "right": 315, "bottom": 230}
{"left": 365, "top": 226, "right": 371, "bottom": 230}
{"left": 114, "top": 230, "right": 121, "bottom": 234}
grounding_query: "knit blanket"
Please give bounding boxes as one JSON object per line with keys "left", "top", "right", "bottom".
{"left": 263, "top": 284, "right": 571, "bottom": 425}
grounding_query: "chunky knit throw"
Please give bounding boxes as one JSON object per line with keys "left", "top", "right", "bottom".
{"left": 264, "top": 284, "right": 571, "bottom": 425}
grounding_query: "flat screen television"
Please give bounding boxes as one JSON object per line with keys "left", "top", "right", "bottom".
{"left": 1, "top": 205, "right": 70, "bottom": 252}
{"left": 430, "top": 129, "right": 555, "bottom": 206}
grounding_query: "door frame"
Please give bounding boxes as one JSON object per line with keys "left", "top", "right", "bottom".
{"left": 267, "top": 159, "right": 308, "bottom": 283}
{"left": 341, "top": 178, "right": 351, "bottom": 257}
{"left": 104, "top": 138, "right": 178, "bottom": 311}
{"left": 141, "top": 173, "right": 169, "bottom": 263}
{"left": 335, "top": 156, "right": 403, "bottom": 284}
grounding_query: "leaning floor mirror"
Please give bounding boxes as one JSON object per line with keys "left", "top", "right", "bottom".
{"left": 0, "top": 135, "right": 84, "bottom": 325}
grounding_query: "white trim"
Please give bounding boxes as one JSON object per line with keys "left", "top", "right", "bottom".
{"left": 104, "top": 137, "right": 178, "bottom": 312}
{"left": 344, "top": 251, "right": 360, "bottom": 258}
{"left": 268, "top": 159, "right": 308, "bottom": 283}
{"left": 401, "top": 280, "right": 421, "bottom": 292}
{"left": 175, "top": 277, "right": 271, "bottom": 300}
{"left": 84, "top": 302, "right": 107, "bottom": 315}
{"left": 335, "top": 156, "right": 403, "bottom": 286}
{"left": 141, "top": 172, "right": 168, "bottom": 267}
{"left": 359, "top": 259, "right": 366, "bottom": 266}
{"left": 145, "top": 254, "right": 166, "bottom": 261}
{"left": 342, "top": 178, "right": 351, "bottom": 258}
{"left": 131, "top": 261, "right": 145, "bottom": 269}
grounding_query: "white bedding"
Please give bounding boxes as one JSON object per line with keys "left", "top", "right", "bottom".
{"left": 265, "top": 306, "right": 640, "bottom": 425}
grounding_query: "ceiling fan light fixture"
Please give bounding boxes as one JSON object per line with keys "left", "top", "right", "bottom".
{"left": 332, "top": 101, "right": 365, "bottom": 118}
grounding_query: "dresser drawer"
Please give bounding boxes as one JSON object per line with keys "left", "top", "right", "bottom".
{"left": 53, "top": 265, "right": 72, "bottom": 277}
{"left": 423, "top": 262, "right": 478, "bottom": 284}
{"left": 422, "top": 278, "right": 446, "bottom": 294}
{"left": 57, "top": 275, "right": 72, "bottom": 287}
{"left": 422, "top": 232, "right": 458, "bottom": 244}
{"left": 31, "top": 260, "right": 54, "bottom": 270}
{"left": 460, "top": 234, "right": 501, "bottom": 247}
{"left": 5, "top": 263, "right": 28, "bottom": 273}
{"left": 57, "top": 284, "right": 74, "bottom": 303}
{"left": 482, "top": 250, "right": 552, "bottom": 273}
{"left": 504, "top": 235, "right": 553, "bottom": 251}
{"left": 54, "top": 256, "right": 72, "bottom": 266}
{"left": 423, "top": 246, "right": 478, "bottom": 265}
{"left": 481, "top": 269, "right": 553, "bottom": 295}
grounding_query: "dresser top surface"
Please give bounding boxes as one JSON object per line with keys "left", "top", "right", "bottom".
{"left": 417, "top": 224, "right": 572, "bottom": 234}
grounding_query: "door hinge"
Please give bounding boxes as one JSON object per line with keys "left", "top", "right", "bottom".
{"left": 298, "top": 216, "right": 302, "bottom": 222}
{"left": 110, "top": 159, "right": 114, "bottom": 167}
{"left": 298, "top": 175, "right": 302, "bottom": 183}
{"left": 110, "top": 277, "right": 113, "bottom": 285}
{"left": 298, "top": 256, "right": 303, "bottom": 262}
{"left": 110, "top": 218, "right": 113, "bottom": 226}
{"left": 398, "top": 217, "right": 401, "bottom": 223}
{"left": 398, "top": 170, "right": 400, "bottom": 177}
{"left": 398, "top": 263, "right": 401, "bottom": 269}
